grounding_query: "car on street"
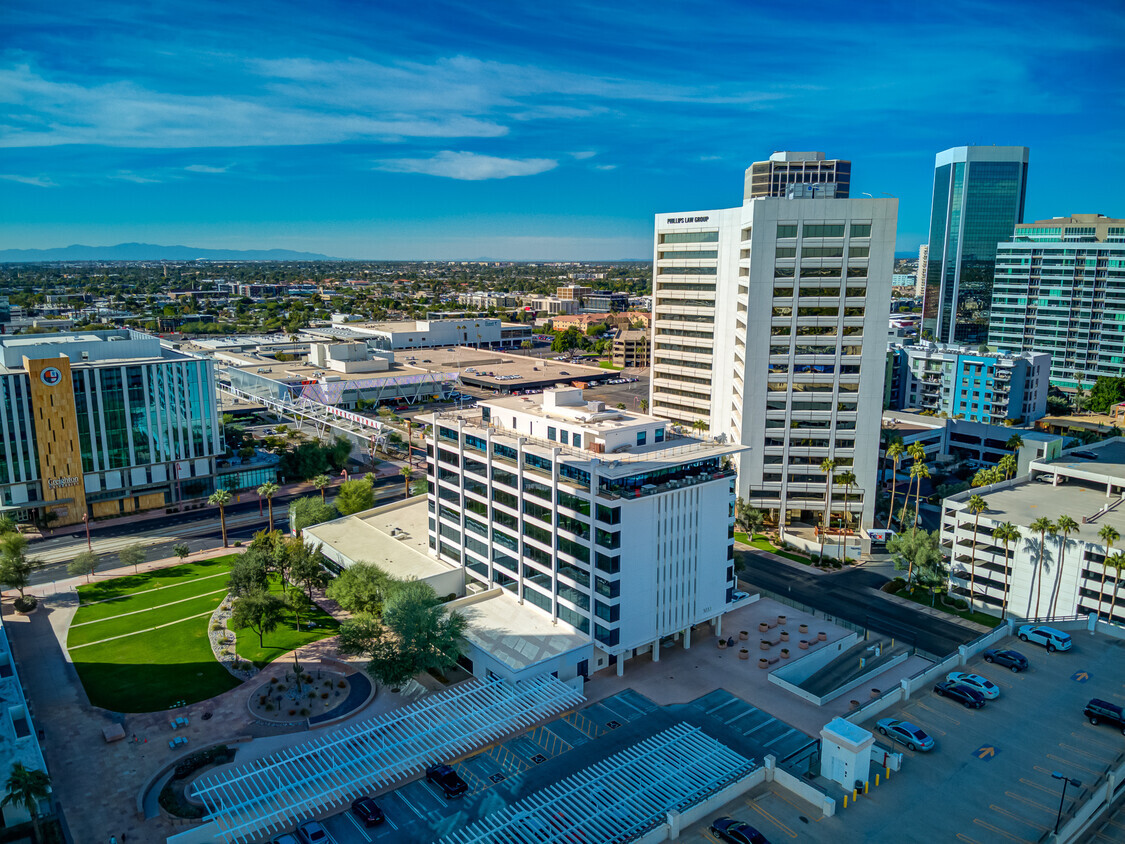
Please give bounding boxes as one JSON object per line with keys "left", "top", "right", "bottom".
{"left": 295, "top": 821, "right": 328, "bottom": 844}
{"left": 710, "top": 816, "right": 770, "bottom": 844}
{"left": 947, "top": 671, "right": 1000, "bottom": 699}
{"left": 933, "top": 680, "right": 986, "bottom": 708}
{"left": 351, "top": 796, "right": 385, "bottom": 826}
{"left": 1083, "top": 698, "right": 1125, "bottom": 734}
{"left": 426, "top": 763, "right": 468, "bottom": 798}
{"left": 1018, "top": 624, "right": 1073, "bottom": 652}
{"left": 983, "top": 648, "right": 1029, "bottom": 672}
{"left": 874, "top": 718, "right": 935, "bottom": 751}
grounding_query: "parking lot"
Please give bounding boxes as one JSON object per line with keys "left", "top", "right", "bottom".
{"left": 677, "top": 630, "right": 1125, "bottom": 844}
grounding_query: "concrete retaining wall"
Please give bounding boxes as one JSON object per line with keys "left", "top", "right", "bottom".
{"left": 768, "top": 633, "right": 859, "bottom": 704}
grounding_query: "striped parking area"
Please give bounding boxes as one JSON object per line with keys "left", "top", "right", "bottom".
{"left": 688, "top": 689, "right": 815, "bottom": 761}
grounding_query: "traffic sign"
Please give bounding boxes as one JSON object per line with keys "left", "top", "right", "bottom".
{"left": 1071, "top": 671, "right": 1090, "bottom": 683}
{"left": 973, "top": 745, "right": 997, "bottom": 760}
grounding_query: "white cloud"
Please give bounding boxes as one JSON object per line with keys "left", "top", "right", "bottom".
{"left": 593, "top": 164, "right": 617, "bottom": 171}
{"left": 111, "top": 170, "right": 163, "bottom": 183}
{"left": 374, "top": 151, "right": 557, "bottom": 181}
{"left": 0, "top": 173, "right": 55, "bottom": 187}
{"left": 184, "top": 164, "right": 230, "bottom": 173}
{"left": 570, "top": 151, "right": 597, "bottom": 160}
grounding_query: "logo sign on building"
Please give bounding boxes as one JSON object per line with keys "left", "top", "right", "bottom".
{"left": 48, "top": 476, "right": 81, "bottom": 490}
{"left": 40, "top": 366, "right": 63, "bottom": 386}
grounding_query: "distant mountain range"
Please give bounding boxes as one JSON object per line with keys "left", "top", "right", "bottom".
{"left": 0, "top": 243, "right": 333, "bottom": 262}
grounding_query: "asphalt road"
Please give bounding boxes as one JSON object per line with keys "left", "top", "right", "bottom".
{"left": 736, "top": 548, "right": 980, "bottom": 657}
{"left": 25, "top": 476, "right": 407, "bottom": 587}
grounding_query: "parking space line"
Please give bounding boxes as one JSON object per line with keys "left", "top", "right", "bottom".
{"left": 987, "top": 675, "right": 1014, "bottom": 688}
{"left": 701, "top": 830, "right": 723, "bottom": 844}
{"left": 419, "top": 779, "right": 450, "bottom": 806}
{"left": 392, "top": 789, "right": 425, "bottom": 819}
{"left": 1074, "top": 728, "right": 1123, "bottom": 750}
{"left": 1059, "top": 742, "right": 1117, "bottom": 763}
{"left": 901, "top": 715, "right": 947, "bottom": 737}
{"left": 1018, "top": 778, "right": 1063, "bottom": 799}
{"left": 1004, "top": 791, "right": 1057, "bottom": 816}
{"left": 989, "top": 805, "right": 1050, "bottom": 833}
{"left": 914, "top": 701, "right": 961, "bottom": 725}
{"left": 972, "top": 818, "right": 1034, "bottom": 843}
{"left": 956, "top": 834, "right": 985, "bottom": 844}
{"left": 772, "top": 789, "right": 822, "bottom": 821}
{"left": 748, "top": 801, "right": 798, "bottom": 839}
{"left": 1046, "top": 754, "right": 1103, "bottom": 777}
{"left": 344, "top": 811, "right": 373, "bottom": 842}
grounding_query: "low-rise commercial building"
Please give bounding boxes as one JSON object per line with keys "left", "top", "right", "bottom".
{"left": 308, "top": 318, "right": 532, "bottom": 352}
{"left": 942, "top": 438, "right": 1125, "bottom": 621}
{"left": 612, "top": 330, "right": 650, "bottom": 369}
{"left": 0, "top": 330, "right": 222, "bottom": 525}
{"left": 887, "top": 343, "right": 1050, "bottom": 423}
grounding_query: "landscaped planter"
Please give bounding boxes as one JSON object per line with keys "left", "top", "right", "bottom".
{"left": 740, "top": 630, "right": 749, "bottom": 640}
{"left": 799, "top": 640, "right": 810, "bottom": 650}
{"left": 777, "top": 615, "right": 787, "bottom": 626}
{"left": 799, "top": 623, "right": 809, "bottom": 634}
{"left": 760, "top": 640, "right": 770, "bottom": 651}
{"left": 870, "top": 688, "right": 881, "bottom": 699}
{"left": 817, "top": 631, "right": 828, "bottom": 641}
{"left": 758, "top": 622, "right": 769, "bottom": 633}
{"left": 781, "top": 648, "right": 790, "bottom": 659}
{"left": 780, "top": 631, "right": 789, "bottom": 642}
{"left": 758, "top": 658, "right": 769, "bottom": 669}
{"left": 738, "top": 648, "right": 749, "bottom": 660}
{"left": 717, "top": 638, "right": 727, "bottom": 649}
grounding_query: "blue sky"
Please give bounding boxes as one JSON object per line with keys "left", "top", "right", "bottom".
{"left": 2, "top": 0, "right": 1123, "bottom": 259}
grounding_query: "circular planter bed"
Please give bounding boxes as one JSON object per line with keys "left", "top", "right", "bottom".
{"left": 13, "top": 596, "right": 37, "bottom": 614}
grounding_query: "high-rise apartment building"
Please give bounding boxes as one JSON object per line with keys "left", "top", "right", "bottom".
{"left": 888, "top": 342, "right": 1050, "bottom": 423}
{"left": 423, "top": 388, "right": 744, "bottom": 672}
{"left": 651, "top": 179, "right": 896, "bottom": 534}
{"left": 989, "top": 214, "right": 1125, "bottom": 389}
{"left": 743, "top": 152, "right": 851, "bottom": 199}
{"left": 916, "top": 244, "right": 928, "bottom": 298}
{"left": 0, "top": 330, "right": 221, "bottom": 525}
{"left": 922, "top": 145, "right": 1029, "bottom": 345}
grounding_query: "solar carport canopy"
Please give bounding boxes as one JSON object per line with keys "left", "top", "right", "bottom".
{"left": 438, "top": 722, "right": 757, "bottom": 844}
{"left": 193, "top": 675, "right": 583, "bottom": 843}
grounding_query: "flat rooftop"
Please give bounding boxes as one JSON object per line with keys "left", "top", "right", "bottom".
{"left": 395, "top": 347, "right": 610, "bottom": 389}
{"left": 224, "top": 355, "right": 435, "bottom": 384}
{"left": 956, "top": 478, "right": 1125, "bottom": 533}
{"left": 1038, "top": 438, "right": 1125, "bottom": 482}
{"left": 455, "top": 590, "right": 590, "bottom": 673}
{"left": 303, "top": 499, "right": 456, "bottom": 582}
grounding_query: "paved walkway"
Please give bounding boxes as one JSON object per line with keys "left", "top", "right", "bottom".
{"left": 2, "top": 543, "right": 443, "bottom": 843}
{"left": 873, "top": 587, "right": 993, "bottom": 633}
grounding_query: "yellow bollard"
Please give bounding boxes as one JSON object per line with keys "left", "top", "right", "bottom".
{"left": 886, "top": 766, "right": 891, "bottom": 780}
{"left": 864, "top": 781, "right": 869, "bottom": 794}
{"left": 853, "top": 788, "right": 858, "bottom": 802}
{"left": 875, "top": 773, "right": 880, "bottom": 787}
{"left": 843, "top": 795, "right": 848, "bottom": 808}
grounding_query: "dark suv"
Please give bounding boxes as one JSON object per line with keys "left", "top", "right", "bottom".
{"left": 1084, "top": 699, "right": 1125, "bottom": 734}
{"left": 982, "top": 648, "right": 1029, "bottom": 673}
{"left": 426, "top": 763, "right": 468, "bottom": 798}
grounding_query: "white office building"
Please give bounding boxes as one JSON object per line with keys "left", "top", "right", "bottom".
{"left": 651, "top": 177, "right": 896, "bottom": 536}
{"left": 942, "top": 438, "right": 1125, "bottom": 622}
{"left": 424, "top": 388, "right": 745, "bottom": 675}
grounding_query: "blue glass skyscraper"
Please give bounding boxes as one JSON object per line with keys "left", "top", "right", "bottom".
{"left": 922, "top": 145, "right": 1029, "bottom": 345}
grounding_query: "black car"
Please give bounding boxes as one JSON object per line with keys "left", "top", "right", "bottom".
{"left": 426, "top": 764, "right": 468, "bottom": 799}
{"left": 710, "top": 817, "right": 769, "bottom": 844}
{"left": 933, "top": 680, "right": 986, "bottom": 709}
{"left": 351, "top": 796, "right": 385, "bottom": 827}
{"left": 1084, "top": 698, "right": 1125, "bottom": 734}
{"left": 983, "top": 648, "right": 1029, "bottom": 673}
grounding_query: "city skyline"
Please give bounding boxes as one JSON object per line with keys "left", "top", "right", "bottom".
{"left": 3, "top": 0, "right": 1124, "bottom": 259}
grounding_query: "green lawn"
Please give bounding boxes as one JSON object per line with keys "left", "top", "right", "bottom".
{"left": 71, "top": 616, "right": 241, "bottom": 712}
{"left": 893, "top": 587, "right": 1004, "bottom": 628}
{"left": 66, "top": 556, "right": 241, "bottom": 712}
{"left": 735, "top": 533, "right": 816, "bottom": 564}
{"left": 232, "top": 578, "right": 339, "bottom": 667}
{"left": 597, "top": 360, "right": 624, "bottom": 370}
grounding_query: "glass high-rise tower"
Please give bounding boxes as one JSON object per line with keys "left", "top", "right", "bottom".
{"left": 922, "top": 145, "right": 1029, "bottom": 345}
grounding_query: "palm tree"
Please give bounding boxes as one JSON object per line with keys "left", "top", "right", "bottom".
{"left": 257, "top": 481, "right": 280, "bottom": 531}
{"left": 994, "top": 522, "right": 1021, "bottom": 620}
{"left": 311, "top": 474, "right": 331, "bottom": 503}
{"left": 966, "top": 495, "right": 987, "bottom": 609}
{"left": 1029, "top": 516, "right": 1056, "bottom": 619}
{"left": 1106, "top": 551, "right": 1125, "bottom": 624}
{"left": 1096, "top": 525, "right": 1120, "bottom": 621}
{"left": 971, "top": 467, "right": 993, "bottom": 489}
{"left": 208, "top": 488, "right": 233, "bottom": 548}
{"left": 909, "top": 461, "right": 930, "bottom": 536}
{"left": 2, "top": 763, "right": 50, "bottom": 842}
{"left": 1050, "top": 515, "right": 1079, "bottom": 617}
{"left": 998, "top": 454, "right": 1018, "bottom": 481}
{"left": 819, "top": 458, "right": 837, "bottom": 560}
{"left": 400, "top": 465, "right": 413, "bottom": 498}
{"left": 837, "top": 470, "right": 857, "bottom": 560}
{"left": 1006, "top": 433, "right": 1024, "bottom": 456}
{"left": 886, "top": 441, "right": 905, "bottom": 529}
{"left": 692, "top": 419, "right": 708, "bottom": 436}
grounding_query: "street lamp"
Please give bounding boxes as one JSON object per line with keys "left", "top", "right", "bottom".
{"left": 1051, "top": 771, "right": 1081, "bottom": 835}
{"left": 82, "top": 512, "right": 91, "bottom": 551}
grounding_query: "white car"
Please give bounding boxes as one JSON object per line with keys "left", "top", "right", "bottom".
{"left": 1017, "top": 624, "right": 1073, "bottom": 652}
{"left": 947, "top": 671, "right": 999, "bottom": 699}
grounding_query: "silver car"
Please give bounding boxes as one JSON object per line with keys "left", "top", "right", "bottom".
{"left": 947, "top": 671, "right": 1000, "bottom": 699}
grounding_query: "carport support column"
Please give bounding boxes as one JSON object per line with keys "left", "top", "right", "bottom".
{"left": 713, "top": 614, "right": 722, "bottom": 637}
{"left": 683, "top": 626, "right": 691, "bottom": 649}
{"left": 652, "top": 640, "right": 660, "bottom": 662}
{"left": 665, "top": 810, "right": 682, "bottom": 840}
{"left": 616, "top": 656, "right": 624, "bottom": 676}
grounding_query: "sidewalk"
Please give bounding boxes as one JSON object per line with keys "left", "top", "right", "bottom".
{"left": 871, "top": 587, "right": 992, "bottom": 633}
